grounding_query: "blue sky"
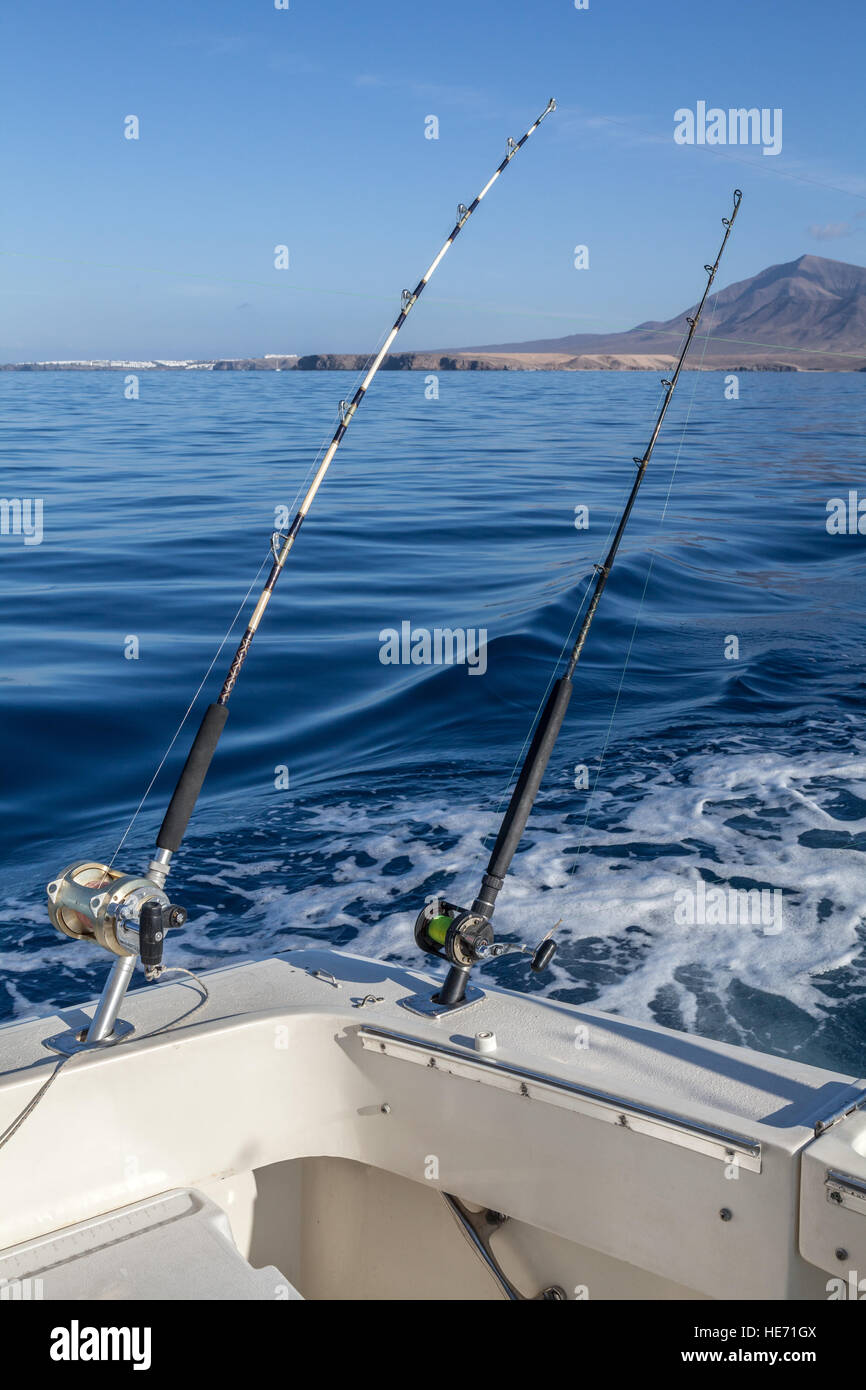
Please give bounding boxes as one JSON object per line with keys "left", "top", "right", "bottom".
{"left": 1, "top": 0, "right": 863, "bottom": 359}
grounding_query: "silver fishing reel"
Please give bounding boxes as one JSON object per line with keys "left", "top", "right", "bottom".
{"left": 46, "top": 861, "right": 186, "bottom": 978}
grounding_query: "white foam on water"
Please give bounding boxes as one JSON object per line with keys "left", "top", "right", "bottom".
{"left": 5, "top": 729, "right": 865, "bottom": 1061}
{"left": 212, "top": 731, "right": 866, "bottom": 1033}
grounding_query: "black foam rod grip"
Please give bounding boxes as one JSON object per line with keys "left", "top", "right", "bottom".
{"left": 484, "top": 676, "right": 573, "bottom": 889}
{"left": 157, "top": 703, "right": 229, "bottom": 852}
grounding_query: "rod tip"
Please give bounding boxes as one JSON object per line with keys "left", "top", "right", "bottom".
{"left": 547, "top": 97, "right": 557, "bottom": 112}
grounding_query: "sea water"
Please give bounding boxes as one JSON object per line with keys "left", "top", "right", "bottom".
{"left": 1, "top": 369, "right": 863, "bottom": 1073}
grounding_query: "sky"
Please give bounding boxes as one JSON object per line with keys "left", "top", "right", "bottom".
{"left": 1, "top": 0, "right": 864, "bottom": 360}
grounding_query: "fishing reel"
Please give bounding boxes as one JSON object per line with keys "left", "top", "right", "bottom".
{"left": 414, "top": 898, "right": 558, "bottom": 976}
{"left": 46, "top": 861, "right": 187, "bottom": 981}
{"left": 415, "top": 899, "right": 494, "bottom": 968}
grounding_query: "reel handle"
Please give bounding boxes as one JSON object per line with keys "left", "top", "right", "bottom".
{"left": 531, "top": 938, "right": 557, "bottom": 973}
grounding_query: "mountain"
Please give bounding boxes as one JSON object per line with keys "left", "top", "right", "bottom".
{"left": 463, "top": 255, "right": 866, "bottom": 369}
{"left": 6, "top": 257, "right": 865, "bottom": 375}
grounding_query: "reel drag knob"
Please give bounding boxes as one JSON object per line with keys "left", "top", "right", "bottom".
{"left": 139, "top": 900, "right": 186, "bottom": 979}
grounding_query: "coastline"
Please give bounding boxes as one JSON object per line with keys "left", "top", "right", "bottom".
{"left": 1, "top": 351, "right": 859, "bottom": 372}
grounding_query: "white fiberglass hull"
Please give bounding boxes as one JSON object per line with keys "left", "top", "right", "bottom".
{"left": 0, "top": 947, "right": 863, "bottom": 1301}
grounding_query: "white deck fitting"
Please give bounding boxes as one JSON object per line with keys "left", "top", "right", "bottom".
{"left": 0, "top": 947, "right": 864, "bottom": 1300}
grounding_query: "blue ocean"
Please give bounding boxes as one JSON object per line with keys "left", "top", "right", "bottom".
{"left": 1, "top": 370, "right": 864, "bottom": 1073}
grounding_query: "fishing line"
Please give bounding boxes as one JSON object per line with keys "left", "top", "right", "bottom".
{"left": 646, "top": 327, "right": 866, "bottom": 366}
{"left": 106, "top": 556, "right": 272, "bottom": 870}
{"left": 0, "top": 969, "right": 209, "bottom": 1156}
{"left": 476, "top": 449, "right": 656, "bottom": 862}
{"left": 462, "top": 194, "right": 743, "bottom": 919}
{"left": 107, "top": 311, "right": 396, "bottom": 866}
{"left": 563, "top": 290, "right": 722, "bottom": 884}
{"left": 140, "top": 100, "right": 558, "bottom": 888}
{"left": 478, "top": 296, "right": 708, "bottom": 867}
{"left": 40, "top": 166, "right": 742, "bottom": 1037}
{"left": 281, "top": 322, "right": 393, "bottom": 522}
{"left": 411, "top": 191, "right": 743, "bottom": 1013}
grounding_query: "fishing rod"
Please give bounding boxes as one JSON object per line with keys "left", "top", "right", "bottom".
{"left": 410, "top": 188, "right": 743, "bottom": 1016}
{"left": 43, "top": 100, "right": 557, "bottom": 1052}
{"left": 154, "top": 98, "right": 556, "bottom": 878}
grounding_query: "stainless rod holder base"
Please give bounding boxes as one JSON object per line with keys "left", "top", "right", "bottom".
{"left": 44, "top": 1018, "right": 134, "bottom": 1056}
{"left": 43, "top": 954, "right": 138, "bottom": 1055}
{"left": 399, "top": 984, "right": 484, "bottom": 1019}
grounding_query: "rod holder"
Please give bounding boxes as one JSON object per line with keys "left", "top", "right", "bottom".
{"left": 44, "top": 956, "right": 137, "bottom": 1056}
{"left": 87, "top": 955, "right": 137, "bottom": 1042}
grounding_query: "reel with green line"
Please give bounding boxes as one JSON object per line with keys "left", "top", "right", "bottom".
{"left": 414, "top": 899, "right": 495, "bottom": 968}
{"left": 414, "top": 897, "right": 556, "bottom": 976}
{"left": 404, "top": 191, "right": 743, "bottom": 1020}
